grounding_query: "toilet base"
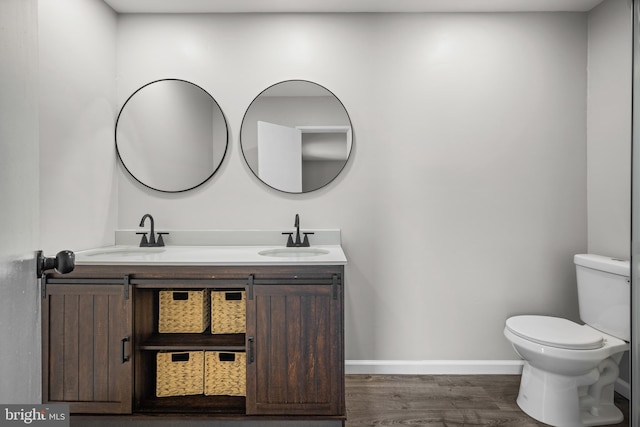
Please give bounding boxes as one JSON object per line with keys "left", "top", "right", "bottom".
{"left": 516, "top": 361, "right": 623, "bottom": 427}
{"left": 581, "top": 404, "right": 624, "bottom": 427}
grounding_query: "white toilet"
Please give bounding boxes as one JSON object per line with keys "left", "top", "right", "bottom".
{"left": 504, "top": 254, "right": 630, "bottom": 427}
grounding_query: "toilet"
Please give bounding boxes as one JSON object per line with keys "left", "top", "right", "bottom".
{"left": 504, "top": 254, "right": 630, "bottom": 427}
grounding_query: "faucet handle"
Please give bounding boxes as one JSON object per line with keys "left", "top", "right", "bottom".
{"left": 156, "top": 232, "right": 169, "bottom": 247}
{"left": 136, "top": 232, "right": 149, "bottom": 247}
{"left": 282, "top": 232, "right": 294, "bottom": 247}
{"left": 302, "top": 232, "right": 314, "bottom": 247}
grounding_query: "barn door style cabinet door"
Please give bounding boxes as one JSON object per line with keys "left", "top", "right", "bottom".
{"left": 246, "top": 275, "right": 344, "bottom": 416}
{"left": 42, "top": 281, "right": 132, "bottom": 414}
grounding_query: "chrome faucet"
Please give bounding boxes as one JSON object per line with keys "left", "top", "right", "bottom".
{"left": 137, "top": 214, "right": 168, "bottom": 247}
{"left": 283, "top": 214, "right": 314, "bottom": 247}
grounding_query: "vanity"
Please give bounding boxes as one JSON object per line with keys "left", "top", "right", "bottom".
{"left": 41, "top": 230, "right": 347, "bottom": 426}
{"left": 51, "top": 72, "right": 354, "bottom": 425}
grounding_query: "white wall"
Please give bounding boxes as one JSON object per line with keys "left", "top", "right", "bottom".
{"left": 0, "top": 0, "right": 41, "bottom": 403}
{"left": 116, "top": 12, "right": 588, "bottom": 361}
{"left": 586, "top": 0, "right": 632, "bottom": 393}
{"left": 39, "top": 0, "right": 118, "bottom": 254}
{"left": 587, "top": 0, "right": 632, "bottom": 260}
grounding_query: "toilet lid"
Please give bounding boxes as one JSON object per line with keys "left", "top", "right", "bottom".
{"left": 506, "top": 315, "right": 604, "bottom": 350}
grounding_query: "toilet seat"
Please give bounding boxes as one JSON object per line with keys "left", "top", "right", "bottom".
{"left": 506, "top": 315, "right": 603, "bottom": 350}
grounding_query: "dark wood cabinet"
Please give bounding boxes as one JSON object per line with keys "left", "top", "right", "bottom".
{"left": 246, "top": 282, "right": 343, "bottom": 415}
{"left": 42, "top": 283, "right": 132, "bottom": 414}
{"left": 41, "top": 264, "right": 344, "bottom": 424}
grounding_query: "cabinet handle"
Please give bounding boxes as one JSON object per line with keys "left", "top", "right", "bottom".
{"left": 121, "top": 336, "right": 130, "bottom": 363}
{"left": 247, "top": 336, "right": 254, "bottom": 364}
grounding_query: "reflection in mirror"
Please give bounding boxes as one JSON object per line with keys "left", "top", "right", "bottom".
{"left": 240, "top": 80, "right": 353, "bottom": 193}
{"left": 116, "top": 79, "right": 228, "bottom": 192}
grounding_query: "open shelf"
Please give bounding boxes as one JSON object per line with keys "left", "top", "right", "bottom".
{"left": 139, "top": 331, "right": 245, "bottom": 351}
{"left": 136, "top": 395, "right": 246, "bottom": 414}
{"left": 135, "top": 349, "right": 247, "bottom": 414}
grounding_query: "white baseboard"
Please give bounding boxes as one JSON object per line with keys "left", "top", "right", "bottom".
{"left": 345, "top": 360, "right": 524, "bottom": 375}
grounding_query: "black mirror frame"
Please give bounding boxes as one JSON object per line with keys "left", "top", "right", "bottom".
{"left": 240, "top": 79, "right": 354, "bottom": 194}
{"left": 115, "top": 78, "right": 229, "bottom": 193}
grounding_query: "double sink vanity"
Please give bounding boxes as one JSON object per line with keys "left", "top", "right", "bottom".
{"left": 41, "top": 70, "right": 354, "bottom": 425}
{"left": 43, "top": 75, "right": 353, "bottom": 425}
{"left": 41, "top": 225, "right": 347, "bottom": 426}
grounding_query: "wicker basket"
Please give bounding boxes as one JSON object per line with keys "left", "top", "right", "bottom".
{"left": 156, "top": 351, "right": 204, "bottom": 397}
{"left": 204, "top": 351, "right": 246, "bottom": 396}
{"left": 159, "top": 289, "right": 210, "bottom": 333}
{"left": 211, "top": 290, "right": 246, "bottom": 334}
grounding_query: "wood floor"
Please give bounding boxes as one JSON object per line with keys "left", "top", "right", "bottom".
{"left": 345, "top": 375, "right": 630, "bottom": 426}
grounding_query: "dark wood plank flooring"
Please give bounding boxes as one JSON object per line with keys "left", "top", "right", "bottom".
{"left": 345, "top": 375, "right": 630, "bottom": 426}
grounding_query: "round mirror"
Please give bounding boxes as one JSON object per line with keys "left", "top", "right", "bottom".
{"left": 115, "top": 79, "right": 228, "bottom": 192}
{"left": 240, "top": 80, "right": 353, "bottom": 193}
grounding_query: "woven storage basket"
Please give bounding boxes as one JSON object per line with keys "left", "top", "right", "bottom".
{"left": 211, "top": 290, "right": 246, "bottom": 334}
{"left": 156, "top": 351, "right": 204, "bottom": 397}
{"left": 204, "top": 351, "right": 246, "bottom": 396}
{"left": 159, "top": 289, "right": 210, "bottom": 333}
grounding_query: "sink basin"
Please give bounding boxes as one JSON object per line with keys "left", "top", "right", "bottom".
{"left": 258, "top": 248, "right": 330, "bottom": 258}
{"left": 86, "top": 247, "right": 166, "bottom": 257}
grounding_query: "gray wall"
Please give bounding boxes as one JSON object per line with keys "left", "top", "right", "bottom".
{"left": 115, "top": 12, "right": 589, "bottom": 361}
{"left": 0, "top": 0, "right": 41, "bottom": 404}
{"left": 586, "top": 0, "right": 632, "bottom": 391}
{"left": 587, "top": 0, "right": 632, "bottom": 260}
{"left": 38, "top": 0, "right": 118, "bottom": 255}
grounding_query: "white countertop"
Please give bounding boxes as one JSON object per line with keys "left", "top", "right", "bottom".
{"left": 75, "top": 244, "right": 347, "bottom": 266}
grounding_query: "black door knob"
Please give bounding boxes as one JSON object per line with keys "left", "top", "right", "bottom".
{"left": 36, "top": 250, "right": 75, "bottom": 278}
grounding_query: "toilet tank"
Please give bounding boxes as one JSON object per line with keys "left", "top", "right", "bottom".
{"left": 574, "top": 254, "right": 630, "bottom": 341}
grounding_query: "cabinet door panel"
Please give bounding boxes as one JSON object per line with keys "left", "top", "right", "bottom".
{"left": 247, "top": 284, "right": 342, "bottom": 415}
{"left": 43, "top": 285, "right": 132, "bottom": 414}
